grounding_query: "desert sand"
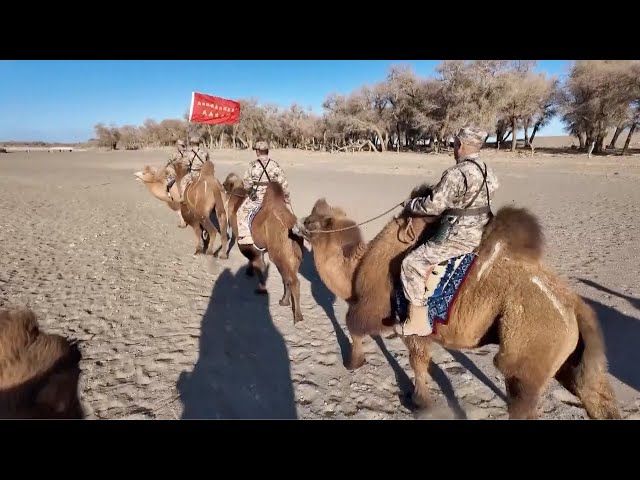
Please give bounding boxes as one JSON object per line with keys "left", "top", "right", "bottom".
{"left": 1, "top": 145, "right": 639, "bottom": 420}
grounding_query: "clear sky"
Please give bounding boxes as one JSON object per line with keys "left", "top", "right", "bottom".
{"left": 0, "top": 60, "right": 572, "bottom": 143}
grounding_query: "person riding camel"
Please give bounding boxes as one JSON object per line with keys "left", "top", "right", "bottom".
{"left": 166, "top": 136, "right": 210, "bottom": 203}
{"left": 237, "top": 140, "right": 292, "bottom": 246}
{"left": 394, "top": 124, "right": 499, "bottom": 337}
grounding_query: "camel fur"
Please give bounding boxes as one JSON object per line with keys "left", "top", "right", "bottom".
{"left": 172, "top": 160, "right": 229, "bottom": 258}
{"left": 134, "top": 163, "right": 187, "bottom": 228}
{"left": 222, "top": 173, "right": 305, "bottom": 324}
{"left": 298, "top": 185, "right": 621, "bottom": 420}
{"left": 0, "top": 305, "right": 85, "bottom": 419}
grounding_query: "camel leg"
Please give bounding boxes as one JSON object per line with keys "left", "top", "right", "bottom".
{"left": 346, "top": 334, "right": 366, "bottom": 370}
{"left": 289, "top": 275, "right": 303, "bottom": 324}
{"left": 493, "top": 339, "right": 564, "bottom": 420}
{"left": 200, "top": 215, "right": 219, "bottom": 257}
{"left": 403, "top": 336, "right": 433, "bottom": 409}
{"left": 239, "top": 245, "right": 268, "bottom": 294}
{"left": 191, "top": 223, "right": 205, "bottom": 255}
{"left": 176, "top": 210, "right": 187, "bottom": 228}
{"left": 213, "top": 203, "right": 229, "bottom": 260}
{"left": 253, "top": 252, "right": 268, "bottom": 295}
{"left": 245, "top": 263, "right": 255, "bottom": 277}
{"left": 279, "top": 279, "right": 291, "bottom": 307}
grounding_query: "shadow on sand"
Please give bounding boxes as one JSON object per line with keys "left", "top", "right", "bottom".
{"left": 177, "top": 267, "right": 297, "bottom": 419}
{"left": 577, "top": 278, "right": 640, "bottom": 392}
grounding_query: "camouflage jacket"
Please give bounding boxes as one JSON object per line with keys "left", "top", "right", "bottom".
{"left": 405, "top": 153, "right": 499, "bottom": 231}
{"left": 169, "top": 148, "right": 208, "bottom": 174}
{"left": 242, "top": 155, "right": 291, "bottom": 203}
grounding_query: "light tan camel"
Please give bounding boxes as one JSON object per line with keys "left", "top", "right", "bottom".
{"left": 134, "top": 163, "right": 187, "bottom": 228}
{"left": 0, "top": 305, "right": 85, "bottom": 419}
{"left": 172, "top": 160, "right": 229, "bottom": 258}
{"left": 297, "top": 185, "right": 621, "bottom": 420}
{"left": 222, "top": 173, "right": 305, "bottom": 324}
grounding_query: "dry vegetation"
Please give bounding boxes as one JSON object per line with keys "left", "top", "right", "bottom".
{"left": 90, "top": 60, "right": 640, "bottom": 156}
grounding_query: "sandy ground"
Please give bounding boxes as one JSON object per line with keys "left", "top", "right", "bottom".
{"left": 1, "top": 147, "right": 639, "bottom": 420}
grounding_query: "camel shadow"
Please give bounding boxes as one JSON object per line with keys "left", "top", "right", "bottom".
{"left": 298, "top": 246, "right": 351, "bottom": 364}
{"left": 176, "top": 267, "right": 297, "bottom": 419}
{"left": 576, "top": 278, "right": 640, "bottom": 391}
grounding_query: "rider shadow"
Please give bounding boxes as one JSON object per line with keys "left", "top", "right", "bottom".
{"left": 576, "top": 278, "right": 640, "bottom": 391}
{"left": 298, "top": 246, "right": 351, "bottom": 364}
{"left": 176, "top": 267, "right": 297, "bottom": 419}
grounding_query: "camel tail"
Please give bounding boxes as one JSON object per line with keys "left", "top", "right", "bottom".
{"left": 555, "top": 299, "right": 621, "bottom": 419}
{"left": 482, "top": 206, "right": 545, "bottom": 262}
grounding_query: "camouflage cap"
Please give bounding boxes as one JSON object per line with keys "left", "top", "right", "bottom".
{"left": 456, "top": 125, "right": 487, "bottom": 148}
{"left": 254, "top": 140, "right": 269, "bottom": 151}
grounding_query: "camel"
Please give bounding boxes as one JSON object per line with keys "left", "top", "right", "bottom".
{"left": 222, "top": 173, "right": 305, "bottom": 324}
{"left": 134, "top": 163, "right": 188, "bottom": 228}
{"left": 0, "top": 305, "right": 85, "bottom": 419}
{"left": 172, "top": 160, "right": 229, "bottom": 258}
{"left": 297, "top": 185, "right": 621, "bottom": 420}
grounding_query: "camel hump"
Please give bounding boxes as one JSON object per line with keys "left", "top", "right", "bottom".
{"left": 264, "top": 181, "right": 286, "bottom": 202}
{"left": 481, "top": 206, "right": 545, "bottom": 261}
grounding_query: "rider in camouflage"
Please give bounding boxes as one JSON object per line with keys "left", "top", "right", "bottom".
{"left": 395, "top": 125, "right": 499, "bottom": 337}
{"left": 237, "top": 140, "right": 292, "bottom": 245}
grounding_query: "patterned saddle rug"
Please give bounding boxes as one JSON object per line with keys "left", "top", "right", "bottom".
{"left": 393, "top": 253, "right": 477, "bottom": 334}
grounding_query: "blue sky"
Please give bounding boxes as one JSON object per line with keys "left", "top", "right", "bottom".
{"left": 0, "top": 60, "right": 572, "bottom": 143}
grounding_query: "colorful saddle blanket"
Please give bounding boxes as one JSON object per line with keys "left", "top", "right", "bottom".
{"left": 393, "top": 253, "right": 477, "bottom": 334}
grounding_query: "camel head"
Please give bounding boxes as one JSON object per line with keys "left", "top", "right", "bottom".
{"left": 298, "top": 198, "right": 351, "bottom": 242}
{"left": 134, "top": 165, "right": 160, "bottom": 184}
{"left": 0, "top": 306, "right": 86, "bottom": 419}
{"left": 223, "top": 172, "right": 243, "bottom": 194}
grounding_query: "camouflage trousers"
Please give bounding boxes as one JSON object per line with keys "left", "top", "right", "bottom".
{"left": 400, "top": 229, "right": 483, "bottom": 306}
{"left": 237, "top": 197, "right": 262, "bottom": 245}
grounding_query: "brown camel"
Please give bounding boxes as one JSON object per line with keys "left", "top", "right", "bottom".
{"left": 222, "top": 173, "right": 305, "bottom": 324}
{"left": 134, "top": 163, "right": 188, "bottom": 228}
{"left": 297, "top": 186, "right": 621, "bottom": 420}
{"left": 0, "top": 305, "right": 85, "bottom": 419}
{"left": 172, "top": 160, "right": 230, "bottom": 258}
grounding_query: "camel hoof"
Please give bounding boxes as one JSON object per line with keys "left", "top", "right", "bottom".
{"left": 346, "top": 356, "right": 366, "bottom": 371}
{"left": 218, "top": 253, "right": 229, "bottom": 260}
{"left": 293, "top": 315, "right": 304, "bottom": 324}
{"left": 194, "top": 249, "right": 204, "bottom": 256}
{"left": 279, "top": 298, "right": 291, "bottom": 307}
{"left": 411, "top": 389, "right": 431, "bottom": 409}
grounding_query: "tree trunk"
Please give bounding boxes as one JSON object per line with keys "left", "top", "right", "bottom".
{"left": 622, "top": 122, "right": 637, "bottom": 155}
{"left": 523, "top": 118, "right": 530, "bottom": 147}
{"left": 373, "top": 128, "right": 386, "bottom": 152}
{"left": 594, "top": 128, "right": 606, "bottom": 154}
{"left": 530, "top": 121, "right": 541, "bottom": 144}
{"left": 577, "top": 133, "right": 585, "bottom": 149}
{"left": 219, "top": 131, "right": 225, "bottom": 149}
{"left": 504, "top": 130, "right": 512, "bottom": 142}
{"left": 511, "top": 116, "right": 518, "bottom": 152}
{"left": 608, "top": 124, "right": 624, "bottom": 149}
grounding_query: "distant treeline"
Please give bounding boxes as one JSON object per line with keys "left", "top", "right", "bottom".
{"left": 87, "top": 60, "right": 637, "bottom": 155}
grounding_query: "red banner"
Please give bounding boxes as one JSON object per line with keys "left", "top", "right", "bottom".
{"left": 189, "top": 92, "right": 241, "bottom": 124}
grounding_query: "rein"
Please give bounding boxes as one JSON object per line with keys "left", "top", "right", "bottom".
{"left": 304, "top": 201, "right": 406, "bottom": 234}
